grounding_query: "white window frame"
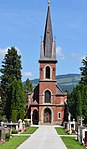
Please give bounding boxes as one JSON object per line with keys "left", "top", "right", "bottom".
{"left": 44, "top": 65, "right": 52, "bottom": 80}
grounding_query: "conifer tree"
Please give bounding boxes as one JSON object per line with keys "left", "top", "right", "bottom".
{"left": 0, "top": 47, "right": 22, "bottom": 120}
{"left": 80, "top": 56, "right": 87, "bottom": 85}
{"left": 10, "top": 78, "right": 26, "bottom": 121}
{"left": 24, "top": 79, "right": 33, "bottom": 94}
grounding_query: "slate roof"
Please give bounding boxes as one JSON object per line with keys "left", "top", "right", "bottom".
{"left": 56, "top": 85, "right": 67, "bottom": 96}
{"left": 43, "top": 5, "right": 53, "bottom": 58}
{"left": 40, "top": 3, "right": 56, "bottom": 61}
{"left": 31, "top": 100, "right": 38, "bottom": 105}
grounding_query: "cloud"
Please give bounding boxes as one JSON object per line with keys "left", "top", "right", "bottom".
{"left": 0, "top": 47, "right": 21, "bottom": 59}
{"left": 71, "top": 52, "right": 86, "bottom": 60}
{"left": 0, "top": 48, "right": 8, "bottom": 58}
{"left": 56, "top": 47, "right": 65, "bottom": 60}
{"left": 23, "top": 72, "right": 33, "bottom": 77}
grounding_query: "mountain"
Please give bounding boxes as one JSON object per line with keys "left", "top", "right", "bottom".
{"left": 30, "top": 74, "right": 81, "bottom": 93}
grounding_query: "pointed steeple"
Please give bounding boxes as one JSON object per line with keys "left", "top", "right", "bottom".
{"left": 40, "top": 1, "right": 56, "bottom": 62}
{"left": 43, "top": 1, "right": 53, "bottom": 58}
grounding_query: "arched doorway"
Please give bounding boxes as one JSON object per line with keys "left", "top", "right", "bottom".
{"left": 44, "top": 108, "right": 51, "bottom": 123}
{"left": 33, "top": 109, "right": 38, "bottom": 125}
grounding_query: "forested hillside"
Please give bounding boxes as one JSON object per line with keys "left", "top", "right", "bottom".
{"left": 30, "top": 74, "right": 81, "bottom": 92}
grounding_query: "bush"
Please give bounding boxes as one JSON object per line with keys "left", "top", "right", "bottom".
{"left": 72, "top": 129, "right": 76, "bottom": 133}
{"left": 11, "top": 129, "right": 18, "bottom": 134}
{"left": 5, "top": 133, "right": 10, "bottom": 140}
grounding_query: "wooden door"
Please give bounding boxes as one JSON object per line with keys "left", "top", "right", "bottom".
{"left": 44, "top": 108, "right": 51, "bottom": 123}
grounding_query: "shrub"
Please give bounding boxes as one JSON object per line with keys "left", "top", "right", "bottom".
{"left": 5, "top": 133, "right": 10, "bottom": 140}
{"left": 72, "top": 129, "right": 76, "bottom": 133}
{"left": 11, "top": 129, "right": 18, "bottom": 134}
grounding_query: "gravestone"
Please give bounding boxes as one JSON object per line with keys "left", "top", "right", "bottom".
{"left": 77, "top": 126, "right": 87, "bottom": 146}
{"left": 18, "top": 119, "right": 23, "bottom": 132}
{"left": 0, "top": 127, "right": 11, "bottom": 140}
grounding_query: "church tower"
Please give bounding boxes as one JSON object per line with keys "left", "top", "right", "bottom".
{"left": 27, "top": 1, "right": 68, "bottom": 125}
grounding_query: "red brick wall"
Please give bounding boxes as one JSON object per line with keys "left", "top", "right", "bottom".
{"left": 39, "top": 63, "right": 56, "bottom": 80}
{"left": 38, "top": 106, "right": 65, "bottom": 124}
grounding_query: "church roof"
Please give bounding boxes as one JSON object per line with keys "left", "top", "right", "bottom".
{"left": 43, "top": 4, "right": 53, "bottom": 58}
{"left": 31, "top": 100, "right": 38, "bottom": 105}
{"left": 56, "top": 85, "right": 67, "bottom": 96}
{"left": 40, "top": 1, "right": 56, "bottom": 62}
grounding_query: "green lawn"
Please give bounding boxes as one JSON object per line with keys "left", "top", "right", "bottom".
{"left": 23, "top": 126, "right": 38, "bottom": 134}
{"left": 55, "top": 127, "right": 85, "bottom": 149}
{"left": 0, "top": 127, "right": 38, "bottom": 149}
{"left": 55, "top": 127, "right": 67, "bottom": 135}
{"left": 62, "top": 137, "right": 85, "bottom": 149}
{"left": 0, "top": 136, "right": 28, "bottom": 149}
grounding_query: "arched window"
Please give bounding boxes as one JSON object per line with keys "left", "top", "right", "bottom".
{"left": 45, "top": 90, "right": 51, "bottom": 103}
{"left": 46, "top": 66, "right": 50, "bottom": 79}
{"left": 58, "top": 112, "right": 61, "bottom": 119}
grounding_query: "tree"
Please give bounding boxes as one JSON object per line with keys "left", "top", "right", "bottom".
{"left": 76, "top": 90, "right": 82, "bottom": 118}
{"left": 68, "top": 83, "right": 87, "bottom": 120}
{"left": 24, "top": 79, "right": 33, "bottom": 94}
{"left": 12, "top": 109, "right": 17, "bottom": 122}
{"left": 80, "top": 56, "right": 87, "bottom": 85}
{"left": 68, "top": 56, "right": 87, "bottom": 121}
{"left": 10, "top": 79, "right": 26, "bottom": 122}
{"left": 0, "top": 47, "right": 22, "bottom": 120}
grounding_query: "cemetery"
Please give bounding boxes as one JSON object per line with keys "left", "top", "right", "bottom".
{"left": 0, "top": 0, "right": 87, "bottom": 149}
{"left": 0, "top": 115, "right": 87, "bottom": 148}
{"left": 0, "top": 119, "right": 30, "bottom": 143}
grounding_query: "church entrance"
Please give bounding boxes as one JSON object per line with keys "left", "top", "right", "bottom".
{"left": 33, "top": 109, "right": 38, "bottom": 125}
{"left": 44, "top": 108, "right": 51, "bottom": 123}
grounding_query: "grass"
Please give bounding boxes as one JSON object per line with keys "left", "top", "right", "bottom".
{"left": 0, "top": 126, "right": 38, "bottom": 149}
{"left": 55, "top": 127, "right": 85, "bottom": 149}
{"left": 62, "top": 137, "right": 85, "bottom": 149}
{"left": 0, "top": 136, "right": 28, "bottom": 149}
{"left": 55, "top": 127, "right": 67, "bottom": 135}
{"left": 23, "top": 126, "right": 38, "bottom": 134}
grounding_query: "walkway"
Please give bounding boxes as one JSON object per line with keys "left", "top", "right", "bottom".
{"left": 17, "top": 126, "right": 67, "bottom": 149}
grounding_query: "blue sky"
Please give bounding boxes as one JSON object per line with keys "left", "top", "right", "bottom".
{"left": 0, "top": 0, "right": 87, "bottom": 81}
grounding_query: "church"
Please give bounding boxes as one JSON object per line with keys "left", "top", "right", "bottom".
{"left": 26, "top": 1, "right": 68, "bottom": 125}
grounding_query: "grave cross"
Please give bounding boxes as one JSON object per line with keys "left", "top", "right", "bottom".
{"left": 79, "top": 117, "right": 84, "bottom": 126}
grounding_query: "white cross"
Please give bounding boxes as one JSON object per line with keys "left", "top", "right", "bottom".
{"left": 79, "top": 117, "right": 84, "bottom": 126}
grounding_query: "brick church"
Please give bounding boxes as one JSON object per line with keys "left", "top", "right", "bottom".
{"left": 26, "top": 1, "right": 68, "bottom": 125}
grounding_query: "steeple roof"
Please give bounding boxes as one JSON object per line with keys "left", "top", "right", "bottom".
{"left": 43, "top": 4, "right": 53, "bottom": 58}
{"left": 39, "top": 1, "right": 57, "bottom": 62}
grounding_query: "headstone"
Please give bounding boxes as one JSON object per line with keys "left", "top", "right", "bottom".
{"left": 68, "top": 113, "right": 71, "bottom": 121}
{"left": 23, "top": 121, "right": 25, "bottom": 131}
{"left": 79, "top": 117, "right": 84, "bottom": 126}
{"left": 0, "top": 127, "right": 11, "bottom": 140}
{"left": 1, "top": 122, "right": 4, "bottom": 127}
{"left": 77, "top": 126, "right": 87, "bottom": 147}
{"left": 18, "top": 119, "right": 23, "bottom": 132}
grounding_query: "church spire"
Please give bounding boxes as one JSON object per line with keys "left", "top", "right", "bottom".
{"left": 48, "top": 0, "right": 50, "bottom": 7}
{"left": 43, "top": 0, "right": 53, "bottom": 58}
{"left": 40, "top": 1, "right": 56, "bottom": 61}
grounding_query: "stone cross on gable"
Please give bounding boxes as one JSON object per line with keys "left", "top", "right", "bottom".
{"left": 79, "top": 117, "right": 84, "bottom": 126}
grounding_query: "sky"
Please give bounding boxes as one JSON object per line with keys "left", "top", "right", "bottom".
{"left": 0, "top": 0, "right": 87, "bottom": 81}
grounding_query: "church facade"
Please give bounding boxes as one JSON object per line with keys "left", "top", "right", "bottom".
{"left": 26, "top": 2, "right": 68, "bottom": 125}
